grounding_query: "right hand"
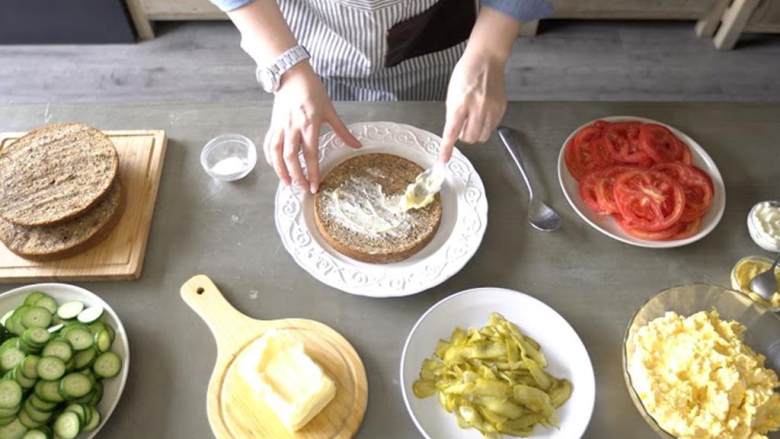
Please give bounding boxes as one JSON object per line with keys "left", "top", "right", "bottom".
{"left": 263, "top": 62, "right": 361, "bottom": 193}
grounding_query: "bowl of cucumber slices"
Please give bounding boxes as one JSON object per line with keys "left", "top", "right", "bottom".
{"left": 0, "top": 283, "right": 128, "bottom": 439}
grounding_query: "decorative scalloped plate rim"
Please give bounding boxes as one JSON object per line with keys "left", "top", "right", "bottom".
{"left": 274, "top": 122, "right": 488, "bottom": 298}
{"left": 557, "top": 115, "right": 726, "bottom": 249}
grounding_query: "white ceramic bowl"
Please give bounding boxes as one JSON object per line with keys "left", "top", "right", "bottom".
{"left": 274, "top": 122, "right": 488, "bottom": 297}
{"left": 0, "top": 283, "right": 129, "bottom": 439}
{"left": 557, "top": 116, "right": 726, "bottom": 249}
{"left": 401, "top": 287, "right": 595, "bottom": 439}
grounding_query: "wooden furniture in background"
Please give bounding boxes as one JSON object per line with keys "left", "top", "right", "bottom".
{"left": 124, "top": 0, "right": 780, "bottom": 49}
{"left": 0, "top": 130, "right": 167, "bottom": 282}
{"left": 181, "top": 275, "right": 368, "bottom": 439}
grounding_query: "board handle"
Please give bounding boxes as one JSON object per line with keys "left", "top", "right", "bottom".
{"left": 180, "top": 274, "right": 259, "bottom": 352}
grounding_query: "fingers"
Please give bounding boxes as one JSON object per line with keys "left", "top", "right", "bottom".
{"left": 267, "top": 129, "right": 290, "bottom": 185}
{"left": 302, "top": 121, "right": 322, "bottom": 194}
{"left": 440, "top": 108, "right": 467, "bottom": 163}
{"left": 461, "top": 112, "right": 485, "bottom": 144}
{"left": 283, "top": 129, "right": 306, "bottom": 190}
{"left": 327, "top": 111, "right": 361, "bottom": 149}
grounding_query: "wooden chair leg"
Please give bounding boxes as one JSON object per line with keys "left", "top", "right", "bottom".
{"left": 714, "top": 0, "right": 761, "bottom": 50}
{"left": 696, "top": 0, "right": 731, "bottom": 38}
{"left": 125, "top": 0, "right": 155, "bottom": 40}
{"left": 518, "top": 20, "right": 539, "bottom": 37}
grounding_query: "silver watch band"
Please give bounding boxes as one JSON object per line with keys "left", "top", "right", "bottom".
{"left": 256, "top": 45, "right": 311, "bottom": 93}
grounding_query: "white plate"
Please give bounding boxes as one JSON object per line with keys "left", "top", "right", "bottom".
{"left": 557, "top": 116, "right": 726, "bottom": 248}
{"left": 401, "top": 287, "right": 595, "bottom": 439}
{"left": 0, "top": 283, "right": 129, "bottom": 439}
{"left": 274, "top": 122, "right": 488, "bottom": 297}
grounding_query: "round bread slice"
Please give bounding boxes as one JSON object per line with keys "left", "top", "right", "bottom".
{"left": 0, "top": 180, "right": 123, "bottom": 261}
{"left": 0, "top": 123, "right": 119, "bottom": 226}
{"left": 314, "top": 153, "right": 442, "bottom": 264}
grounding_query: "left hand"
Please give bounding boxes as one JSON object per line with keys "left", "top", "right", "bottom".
{"left": 439, "top": 47, "right": 508, "bottom": 162}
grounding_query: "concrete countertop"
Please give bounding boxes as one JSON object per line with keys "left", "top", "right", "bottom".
{"left": 1, "top": 101, "right": 778, "bottom": 438}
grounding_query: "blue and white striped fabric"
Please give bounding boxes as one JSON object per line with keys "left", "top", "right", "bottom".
{"left": 216, "top": 0, "right": 552, "bottom": 100}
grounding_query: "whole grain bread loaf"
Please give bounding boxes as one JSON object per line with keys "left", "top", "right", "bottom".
{"left": 0, "top": 123, "right": 119, "bottom": 227}
{"left": 0, "top": 180, "right": 123, "bottom": 261}
{"left": 314, "top": 153, "right": 442, "bottom": 263}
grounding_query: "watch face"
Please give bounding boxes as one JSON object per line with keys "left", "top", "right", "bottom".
{"left": 259, "top": 69, "right": 277, "bottom": 93}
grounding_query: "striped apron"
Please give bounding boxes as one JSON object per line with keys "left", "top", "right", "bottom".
{"left": 277, "top": 0, "right": 478, "bottom": 101}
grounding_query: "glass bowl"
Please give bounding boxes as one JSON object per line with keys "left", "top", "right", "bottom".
{"left": 622, "top": 283, "right": 780, "bottom": 438}
{"left": 200, "top": 134, "right": 257, "bottom": 182}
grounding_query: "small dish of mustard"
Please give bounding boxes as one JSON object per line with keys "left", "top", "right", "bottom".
{"left": 731, "top": 255, "right": 780, "bottom": 310}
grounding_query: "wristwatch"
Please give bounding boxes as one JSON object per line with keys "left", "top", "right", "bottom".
{"left": 255, "top": 45, "right": 311, "bottom": 94}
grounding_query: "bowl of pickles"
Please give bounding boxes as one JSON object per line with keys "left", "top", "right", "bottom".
{"left": 400, "top": 287, "right": 595, "bottom": 439}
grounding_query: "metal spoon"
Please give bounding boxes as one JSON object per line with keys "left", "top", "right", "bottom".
{"left": 750, "top": 253, "right": 780, "bottom": 301}
{"left": 497, "top": 126, "right": 561, "bottom": 232}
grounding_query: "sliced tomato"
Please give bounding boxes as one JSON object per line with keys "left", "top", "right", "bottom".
{"left": 579, "top": 171, "right": 602, "bottom": 213}
{"left": 680, "top": 144, "right": 692, "bottom": 165}
{"left": 652, "top": 162, "right": 714, "bottom": 222}
{"left": 613, "top": 169, "right": 686, "bottom": 232}
{"left": 617, "top": 218, "right": 683, "bottom": 241}
{"left": 604, "top": 122, "right": 651, "bottom": 165}
{"left": 593, "top": 166, "right": 638, "bottom": 214}
{"left": 565, "top": 126, "right": 613, "bottom": 181}
{"left": 672, "top": 219, "right": 701, "bottom": 240}
{"left": 638, "top": 123, "right": 688, "bottom": 163}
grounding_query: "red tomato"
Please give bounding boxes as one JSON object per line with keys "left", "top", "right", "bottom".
{"left": 617, "top": 218, "right": 683, "bottom": 241}
{"left": 604, "top": 122, "right": 651, "bottom": 165}
{"left": 652, "top": 163, "right": 714, "bottom": 222}
{"left": 565, "top": 125, "right": 613, "bottom": 181}
{"left": 638, "top": 124, "right": 688, "bottom": 163}
{"left": 579, "top": 171, "right": 603, "bottom": 213}
{"left": 672, "top": 219, "right": 702, "bottom": 240}
{"left": 613, "top": 169, "right": 686, "bottom": 232}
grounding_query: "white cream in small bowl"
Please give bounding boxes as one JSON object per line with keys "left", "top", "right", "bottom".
{"left": 748, "top": 201, "right": 780, "bottom": 252}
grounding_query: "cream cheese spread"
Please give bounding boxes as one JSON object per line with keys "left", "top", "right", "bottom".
{"left": 324, "top": 175, "right": 411, "bottom": 237}
{"left": 748, "top": 201, "right": 780, "bottom": 252}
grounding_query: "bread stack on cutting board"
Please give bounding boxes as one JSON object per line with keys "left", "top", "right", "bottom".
{"left": 0, "top": 123, "right": 123, "bottom": 261}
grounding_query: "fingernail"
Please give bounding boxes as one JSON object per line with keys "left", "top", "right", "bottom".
{"left": 310, "top": 183, "right": 318, "bottom": 194}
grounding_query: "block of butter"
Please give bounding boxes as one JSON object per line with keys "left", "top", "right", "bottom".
{"left": 238, "top": 328, "right": 337, "bottom": 431}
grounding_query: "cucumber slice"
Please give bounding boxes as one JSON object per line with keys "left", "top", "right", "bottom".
{"left": 21, "top": 429, "right": 49, "bottom": 439}
{"left": 44, "top": 326, "right": 61, "bottom": 335}
{"left": 26, "top": 396, "right": 55, "bottom": 413}
{"left": 30, "top": 300, "right": 54, "bottom": 319}
{"left": 0, "top": 418, "right": 27, "bottom": 439}
{"left": 22, "top": 404, "right": 51, "bottom": 425}
{"left": 0, "top": 416, "right": 14, "bottom": 428}
{"left": 19, "top": 309, "right": 50, "bottom": 331}
{"left": 94, "top": 331, "right": 111, "bottom": 353}
{"left": 33, "top": 381, "right": 63, "bottom": 404}
{"left": 40, "top": 342, "right": 71, "bottom": 364}
{"left": 0, "top": 348, "right": 25, "bottom": 372}
{"left": 22, "top": 293, "right": 46, "bottom": 308}
{"left": 92, "top": 352, "right": 121, "bottom": 379}
{"left": 20, "top": 330, "right": 48, "bottom": 350}
{"left": 87, "top": 381, "right": 102, "bottom": 407}
{"left": 0, "top": 381, "right": 22, "bottom": 409}
{"left": 82, "top": 407, "right": 99, "bottom": 432}
{"left": 52, "top": 412, "right": 80, "bottom": 439}
{"left": 62, "top": 405, "right": 86, "bottom": 426}
{"left": 35, "top": 358, "right": 64, "bottom": 382}
{"left": 19, "top": 357, "right": 37, "bottom": 381}
{"left": 0, "top": 312, "right": 13, "bottom": 328}
{"left": 59, "top": 374, "right": 92, "bottom": 400}
{"left": 12, "top": 369, "right": 34, "bottom": 390}
{"left": 55, "top": 304, "right": 82, "bottom": 322}
{"left": 72, "top": 349, "right": 96, "bottom": 371}
{"left": 62, "top": 330, "right": 91, "bottom": 353}
{"left": 17, "top": 410, "right": 41, "bottom": 429}
{"left": 75, "top": 308, "right": 102, "bottom": 325}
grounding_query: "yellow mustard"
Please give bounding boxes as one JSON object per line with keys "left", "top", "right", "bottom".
{"left": 731, "top": 256, "right": 780, "bottom": 309}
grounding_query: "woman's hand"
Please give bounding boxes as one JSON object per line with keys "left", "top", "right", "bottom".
{"left": 439, "top": 7, "right": 522, "bottom": 163}
{"left": 439, "top": 47, "right": 507, "bottom": 162}
{"left": 263, "top": 62, "right": 361, "bottom": 193}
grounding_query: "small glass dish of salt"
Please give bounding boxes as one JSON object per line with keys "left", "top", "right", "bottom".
{"left": 201, "top": 134, "right": 257, "bottom": 182}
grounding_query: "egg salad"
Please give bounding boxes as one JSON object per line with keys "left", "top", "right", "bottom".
{"left": 628, "top": 310, "right": 780, "bottom": 439}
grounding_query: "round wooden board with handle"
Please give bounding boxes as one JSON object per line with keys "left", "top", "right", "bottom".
{"left": 181, "top": 274, "right": 368, "bottom": 439}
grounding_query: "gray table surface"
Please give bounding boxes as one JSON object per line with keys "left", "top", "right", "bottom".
{"left": 1, "top": 101, "right": 778, "bottom": 439}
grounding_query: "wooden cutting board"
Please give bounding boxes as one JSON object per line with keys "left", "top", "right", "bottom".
{"left": 181, "top": 275, "right": 368, "bottom": 439}
{"left": 0, "top": 129, "right": 167, "bottom": 282}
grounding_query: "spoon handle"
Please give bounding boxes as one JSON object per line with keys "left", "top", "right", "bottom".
{"left": 497, "top": 126, "right": 535, "bottom": 199}
{"left": 771, "top": 253, "right": 780, "bottom": 270}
